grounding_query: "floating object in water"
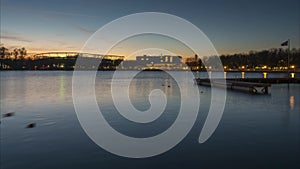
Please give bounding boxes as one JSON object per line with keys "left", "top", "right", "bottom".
{"left": 200, "top": 91, "right": 204, "bottom": 93}
{"left": 194, "top": 78, "right": 271, "bottom": 94}
{"left": 167, "top": 85, "right": 171, "bottom": 88}
{"left": 3, "top": 112, "right": 15, "bottom": 118}
{"left": 26, "top": 123, "right": 36, "bottom": 128}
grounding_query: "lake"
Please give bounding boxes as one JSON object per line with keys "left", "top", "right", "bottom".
{"left": 1, "top": 71, "right": 299, "bottom": 169}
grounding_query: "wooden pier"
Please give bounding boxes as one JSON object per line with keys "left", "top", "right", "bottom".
{"left": 194, "top": 78, "right": 280, "bottom": 94}
{"left": 224, "top": 78, "right": 300, "bottom": 84}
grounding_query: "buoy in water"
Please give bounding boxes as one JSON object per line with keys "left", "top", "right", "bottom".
{"left": 3, "top": 112, "right": 15, "bottom": 118}
{"left": 26, "top": 123, "right": 36, "bottom": 128}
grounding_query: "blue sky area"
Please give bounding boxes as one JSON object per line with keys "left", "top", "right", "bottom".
{"left": 1, "top": 0, "right": 299, "bottom": 56}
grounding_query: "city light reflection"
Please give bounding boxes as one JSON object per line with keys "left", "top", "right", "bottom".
{"left": 290, "top": 96, "right": 294, "bottom": 110}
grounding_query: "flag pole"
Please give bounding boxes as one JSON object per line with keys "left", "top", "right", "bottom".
{"left": 287, "top": 39, "right": 290, "bottom": 88}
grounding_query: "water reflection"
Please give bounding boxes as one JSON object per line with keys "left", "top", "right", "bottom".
{"left": 289, "top": 95, "right": 294, "bottom": 110}
{"left": 1, "top": 71, "right": 300, "bottom": 169}
{"left": 60, "top": 74, "right": 66, "bottom": 100}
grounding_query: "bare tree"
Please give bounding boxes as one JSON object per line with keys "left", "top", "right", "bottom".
{"left": 19, "top": 47, "right": 27, "bottom": 60}
{"left": 13, "top": 48, "right": 19, "bottom": 60}
{"left": 0, "top": 46, "right": 8, "bottom": 59}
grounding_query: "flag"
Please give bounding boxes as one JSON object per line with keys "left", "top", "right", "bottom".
{"left": 281, "top": 40, "right": 289, "bottom": 46}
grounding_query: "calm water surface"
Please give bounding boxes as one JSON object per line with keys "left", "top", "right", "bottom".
{"left": 1, "top": 71, "right": 299, "bottom": 169}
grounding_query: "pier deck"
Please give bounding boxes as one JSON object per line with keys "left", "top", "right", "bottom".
{"left": 194, "top": 78, "right": 280, "bottom": 94}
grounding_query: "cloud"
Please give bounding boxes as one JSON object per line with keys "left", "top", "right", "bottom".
{"left": 7, "top": 45, "right": 23, "bottom": 50}
{"left": 1, "top": 31, "right": 32, "bottom": 43}
{"left": 75, "top": 26, "right": 96, "bottom": 34}
{"left": 44, "top": 10, "right": 98, "bottom": 18}
{"left": 4, "top": 6, "right": 99, "bottom": 19}
{"left": 39, "top": 9, "right": 100, "bottom": 22}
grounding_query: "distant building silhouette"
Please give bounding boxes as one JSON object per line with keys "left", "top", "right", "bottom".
{"left": 135, "top": 55, "right": 183, "bottom": 70}
{"left": 0, "top": 52, "right": 124, "bottom": 70}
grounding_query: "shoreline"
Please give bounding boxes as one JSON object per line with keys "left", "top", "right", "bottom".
{"left": 0, "top": 69, "right": 299, "bottom": 73}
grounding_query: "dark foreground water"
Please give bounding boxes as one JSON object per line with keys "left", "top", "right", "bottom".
{"left": 1, "top": 71, "right": 299, "bottom": 169}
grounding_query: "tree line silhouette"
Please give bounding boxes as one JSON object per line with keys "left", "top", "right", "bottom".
{"left": 188, "top": 48, "right": 299, "bottom": 71}
{"left": 0, "top": 45, "right": 27, "bottom": 60}
{"left": 218, "top": 48, "right": 300, "bottom": 69}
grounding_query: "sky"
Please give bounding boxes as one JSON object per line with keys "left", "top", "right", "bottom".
{"left": 1, "top": 0, "right": 299, "bottom": 58}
